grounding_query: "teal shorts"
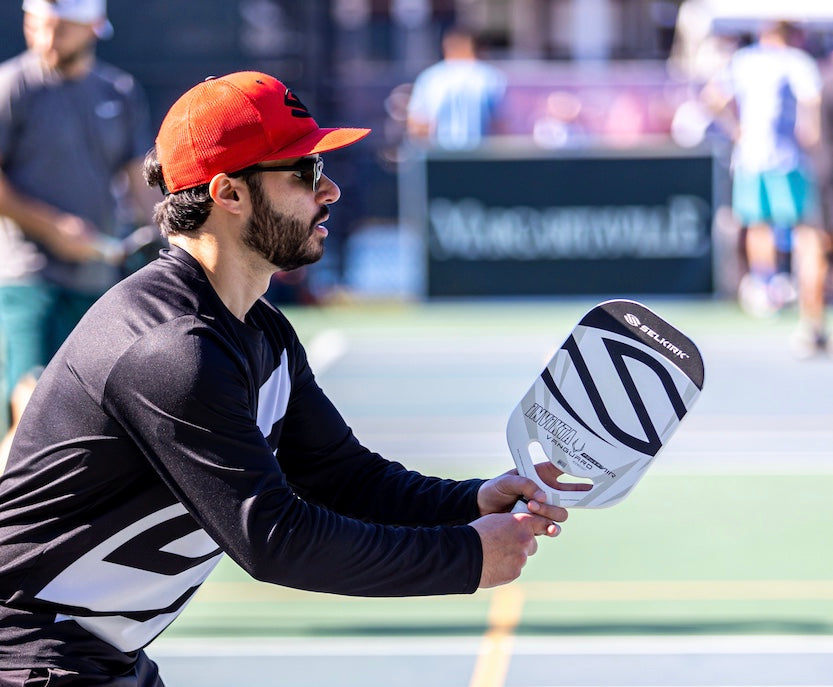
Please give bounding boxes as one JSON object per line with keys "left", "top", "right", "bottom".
{"left": 0, "top": 283, "right": 98, "bottom": 434}
{"left": 732, "top": 168, "right": 819, "bottom": 227}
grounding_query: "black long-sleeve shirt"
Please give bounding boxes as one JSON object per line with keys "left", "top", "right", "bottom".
{"left": 0, "top": 247, "right": 483, "bottom": 670}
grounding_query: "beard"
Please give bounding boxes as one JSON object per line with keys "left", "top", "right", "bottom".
{"left": 39, "top": 37, "right": 96, "bottom": 74}
{"left": 241, "top": 175, "right": 327, "bottom": 272}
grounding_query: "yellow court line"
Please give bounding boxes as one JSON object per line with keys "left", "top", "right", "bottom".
{"left": 467, "top": 585, "right": 525, "bottom": 687}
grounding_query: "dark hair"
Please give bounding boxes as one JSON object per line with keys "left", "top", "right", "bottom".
{"left": 442, "top": 25, "right": 479, "bottom": 49}
{"left": 764, "top": 20, "right": 799, "bottom": 44}
{"left": 143, "top": 149, "right": 212, "bottom": 237}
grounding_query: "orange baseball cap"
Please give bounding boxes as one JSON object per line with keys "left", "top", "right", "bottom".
{"left": 156, "top": 71, "right": 371, "bottom": 194}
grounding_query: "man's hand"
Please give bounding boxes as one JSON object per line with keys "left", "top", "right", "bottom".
{"left": 0, "top": 169, "right": 105, "bottom": 263}
{"left": 470, "top": 512, "right": 552, "bottom": 588}
{"left": 477, "top": 461, "right": 588, "bottom": 523}
{"left": 472, "top": 461, "right": 592, "bottom": 588}
{"left": 47, "top": 214, "right": 103, "bottom": 262}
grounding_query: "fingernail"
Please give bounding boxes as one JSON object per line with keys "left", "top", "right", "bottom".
{"left": 527, "top": 500, "right": 540, "bottom": 512}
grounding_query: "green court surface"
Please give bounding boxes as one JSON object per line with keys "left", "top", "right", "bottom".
{"left": 162, "top": 298, "right": 833, "bottom": 641}
{"left": 169, "top": 473, "right": 833, "bottom": 639}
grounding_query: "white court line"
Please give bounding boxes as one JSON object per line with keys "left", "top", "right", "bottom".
{"left": 148, "top": 634, "right": 833, "bottom": 657}
{"left": 510, "top": 634, "right": 833, "bottom": 654}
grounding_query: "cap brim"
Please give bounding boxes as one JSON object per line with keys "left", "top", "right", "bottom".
{"left": 23, "top": 0, "right": 113, "bottom": 39}
{"left": 270, "top": 127, "right": 371, "bottom": 160}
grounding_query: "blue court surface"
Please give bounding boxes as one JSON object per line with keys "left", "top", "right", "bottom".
{"left": 146, "top": 298, "right": 833, "bottom": 687}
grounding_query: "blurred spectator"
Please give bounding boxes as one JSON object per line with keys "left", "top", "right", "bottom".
{"left": 0, "top": 0, "right": 159, "bottom": 434}
{"left": 702, "top": 20, "right": 827, "bottom": 356}
{"left": 532, "top": 90, "right": 586, "bottom": 149}
{"left": 406, "top": 25, "right": 506, "bottom": 150}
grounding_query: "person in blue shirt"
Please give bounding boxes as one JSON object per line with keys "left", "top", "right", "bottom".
{"left": 406, "top": 26, "right": 507, "bottom": 150}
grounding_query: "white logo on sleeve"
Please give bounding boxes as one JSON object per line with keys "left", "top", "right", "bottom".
{"left": 256, "top": 349, "right": 291, "bottom": 435}
{"left": 36, "top": 503, "right": 223, "bottom": 652}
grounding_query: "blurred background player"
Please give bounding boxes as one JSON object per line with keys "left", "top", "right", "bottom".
{"left": 0, "top": 0, "right": 158, "bottom": 435}
{"left": 406, "top": 25, "right": 507, "bottom": 150}
{"left": 702, "top": 20, "right": 828, "bottom": 356}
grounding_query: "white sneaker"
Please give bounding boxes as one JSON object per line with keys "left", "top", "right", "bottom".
{"left": 738, "top": 274, "right": 777, "bottom": 318}
{"left": 789, "top": 325, "right": 830, "bottom": 359}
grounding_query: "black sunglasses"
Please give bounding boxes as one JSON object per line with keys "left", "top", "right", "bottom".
{"left": 229, "top": 156, "right": 324, "bottom": 192}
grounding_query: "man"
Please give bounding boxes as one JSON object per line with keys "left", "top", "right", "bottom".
{"left": 0, "top": 71, "right": 581, "bottom": 685}
{"left": 406, "top": 25, "right": 506, "bottom": 150}
{"left": 702, "top": 21, "right": 827, "bottom": 355}
{"left": 0, "top": 0, "right": 158, "bottom": 436}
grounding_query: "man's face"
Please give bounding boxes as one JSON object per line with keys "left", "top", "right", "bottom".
{"left": 240, "top": 172, "right": 332, "bottom": 273}
{"left": 23, "top": 12, "right": 97, "bottom": 72}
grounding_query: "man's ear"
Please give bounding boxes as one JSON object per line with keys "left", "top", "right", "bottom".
{"left": 208, "top": 174, "right": 245, "bottom": 212}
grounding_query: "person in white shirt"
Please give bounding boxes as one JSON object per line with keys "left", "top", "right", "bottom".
{"left": 704, "top": 20, "right": 828, "bottom": 356}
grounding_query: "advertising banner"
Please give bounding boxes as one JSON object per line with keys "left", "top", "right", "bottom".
{"left": 403, "top": 147, "right": 715, "bottom": 297}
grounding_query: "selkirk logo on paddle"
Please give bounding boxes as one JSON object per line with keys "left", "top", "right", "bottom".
{"left": 625, "top": 312, "right": 690, "bottom": 360}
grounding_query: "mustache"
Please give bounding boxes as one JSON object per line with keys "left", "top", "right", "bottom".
{"left": 310, "top": 206, "right": 330, "bottom": 230}
{"left": 313, "top": 207, "right": 329, "bottom": 227}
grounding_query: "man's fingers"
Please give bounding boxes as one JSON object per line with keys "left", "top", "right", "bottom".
{"left": 516, "top": 512, "right": 562, "bottom": 538}
{"left": 542, "top": 521, "right": 562, "bottom": 537}
{"left": 534, "top": 461, "right": 594, "bottom": 492}
{"left": 527, "top": 535, "right": 538, "bottom": 556}
{"left": 526, "top": 498, "right": 569, "bottom": 523}
{"left": 500, "top": 474, "right": 544, "bottom": 501}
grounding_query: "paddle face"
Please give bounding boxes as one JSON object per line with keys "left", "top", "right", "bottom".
{"left": 506, "top": 300, "right": 704, "bottom": 508}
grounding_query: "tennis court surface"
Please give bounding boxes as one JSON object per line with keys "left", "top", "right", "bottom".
{"left": 146, "top": 298, "right": 833, "bottom": 686}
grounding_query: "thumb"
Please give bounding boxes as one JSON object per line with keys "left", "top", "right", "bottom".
{"left": 514, "top": 510, "right": 559, "bottom": 538}
{"left": 509, "top": 475, "right": 546, "bottom": 504}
